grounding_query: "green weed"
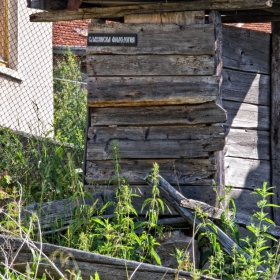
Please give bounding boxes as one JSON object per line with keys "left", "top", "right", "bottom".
{"left": 53, "top": 47, "right": 87, "bottom": 147}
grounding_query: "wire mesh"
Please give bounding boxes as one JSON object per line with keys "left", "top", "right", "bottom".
{"left": 0, "top": 0, "right": 89, "bottom": 203}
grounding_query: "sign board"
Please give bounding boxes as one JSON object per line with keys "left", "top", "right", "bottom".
{"left": 88, "top": 33, "right": 137, "bottom": 47}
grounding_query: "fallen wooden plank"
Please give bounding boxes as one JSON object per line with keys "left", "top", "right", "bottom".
{"left": 222, "top": 69, "right": 270, "bottom": 106}
{"left": 24, "top": 184, "right": 276, "bottom": 237}
{"left": 90, "top": 103, "right": 227, "bottom": 125}
{"left": 24, "top": 185, "right": 217, "bottom": 230}
{"left": 223, "top": 25, "right": 271, "bottom": 75}
{"left": 88, "top": 76, "right": 221, "bottom": 107}
{"left": 225, "top": 128, "right": 270, "bottom": 160}
{"left": 177, "top": 187, "right": 280, "bottom": 237}
{"left": 86, "top": 157, "right": 216, "bottom": 186}
{"left": 86, "top": 23, "right": 215, "bottom": 55}
{"left": 224, "top": 157, "right": 271, "bottom": 190}
{"left": 29, "top": 0, "right": 272, "bottom": 22}
{"left": 22, "top": 196, "right": 104, "bottom": 230}
{"left": 0, "top": 234, "right": 217, "bottom": 280}
{"left": 87, "top": 55, "right": 215, "bottom": 76}
{"left": 144, "top": 175, "right": 258, "bottom": 264}
{"left": 223, "top": 100, "right": 270, "bottom": 130}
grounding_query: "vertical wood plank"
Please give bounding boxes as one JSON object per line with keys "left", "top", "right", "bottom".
{"left": 271, "top": 22, "right": 280, "bottom": 224}
{"left": 209, "top": 10, "right": 225, "bottom": 207}
{"left": 209, "top": 10, "right": 223, "bottom": 77}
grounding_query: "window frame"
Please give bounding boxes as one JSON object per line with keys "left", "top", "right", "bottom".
{"left": 0, "top": 0, "right": 9, "bottom": 67}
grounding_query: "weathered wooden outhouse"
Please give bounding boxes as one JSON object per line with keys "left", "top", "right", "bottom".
{"left": 30, "top": 0, "right": 280, "bottom": 224}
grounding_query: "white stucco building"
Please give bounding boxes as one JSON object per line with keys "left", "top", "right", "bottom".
{"left": 0, "top": 0, "right": 53, "bottom": 135}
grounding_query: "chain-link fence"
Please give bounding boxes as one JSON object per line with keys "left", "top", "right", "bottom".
{"left": 0, "top": 0, "right": 88, "bottom": 204}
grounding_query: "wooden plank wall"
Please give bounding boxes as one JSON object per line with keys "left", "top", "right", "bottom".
{"left": 221, "top": 25, "right": 272, "bottom": 216}
{"left": 85, "top": 17, "right": 227, "bottom": 214}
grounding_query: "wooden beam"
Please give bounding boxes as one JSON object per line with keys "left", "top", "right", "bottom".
{"left": 90, "top": 103, "right": 227, "bottom": 125}
{"left": 209, "top": 10, "right": 225, "bottom": 208}
{"left": 87, "top": 23, "right": 215, "bottom": 55}
{"left": 124, "top": 10, "right": 205, "bottom": 24}
{"left": 271, "top": 22, "right": 280, "bottom": 225}
{"left": 30, "top": 0, "right": 272, "bottom": 22}
{"left": 0, "top": 234, "right": 216, "bottom": 280}
{"left": 145, "top": 175, "right": 264, "bottom": 270}
{"left": 178, "top": 186, "right": 280, "bottom": 238}
{"left": 86, "top": 126, "right": 225, "bottom": 160}
{"left": 86, "top": 158, "right": 216, "bottom": 186}
{"left": 87, "top": 55, "right": 215, "bottom": 76}
{"left": 87, "top": 76, "right": 221, "bottom": 107}
{"left": 263, "top": 4, "right": 280, "bottom": 14}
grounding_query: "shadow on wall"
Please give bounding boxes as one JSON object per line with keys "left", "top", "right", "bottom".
{"left": 221, "top": 25, "right": 272, "bottom": 217}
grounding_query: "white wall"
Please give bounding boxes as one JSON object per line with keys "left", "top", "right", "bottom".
{"left": 0, "top": 0, "right": 53, "bottom": 135}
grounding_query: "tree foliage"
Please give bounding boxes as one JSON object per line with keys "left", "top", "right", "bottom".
{"left": 53, "top": 48, "right": 87, "bottom": 147}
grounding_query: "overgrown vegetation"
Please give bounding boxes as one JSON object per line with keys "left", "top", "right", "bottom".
{"left": 1, "top": 133, "right": 280, "bottom": 279}
{"left": 47, "top": 141, "right": 164, "bottom": 265}
{"left": 0, "top": 128, "right": 83, "bottom": 205}
{"left": 0, "top": 49, "right": 280, "bottom": 279}
{"left": 173, "top": 183, "right": 280, "bottom": 279}
{"left": 53, "top": 47, "right": 87, "bottom": 148}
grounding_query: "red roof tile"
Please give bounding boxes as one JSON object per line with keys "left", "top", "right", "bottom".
{"left": 53, "top": 20, "right": 91, "bottom": 46}
{"left": 224, "top": 23, "right": 271, "bottom": 33}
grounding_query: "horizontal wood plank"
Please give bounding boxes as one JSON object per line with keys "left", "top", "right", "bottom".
{"left": 24, "top": 185, "right": 217, "bottom": 230}
{"left": 87, "top": 23, "right": 215, "bottom": 55}
{"left": 222, "top": 25, "right": 271, "bottom": 74}
{"left": 86, "top": 158, "right": 216, "bottom": 185}
{"left": 222, "top": 69, "right": 270, "bottom": 106}
{"left": 87, "top": 55, "right": 215, "bottom": 76}
{"left": 124, "top": 10, "right": 205, "bottom": 24}
{"left": 88, "top": 76, "right": 221, "bottom": 106}
{"left": 88, "top": 125, "right": 225, "bottom": 142}
{"left": 225, "top": 157, "right": 271, "bottom": 190}
{"left": 90, "top": 103, "right": 227, "bottom": 125}
{"left": 30, "top": 0, "right": 273, "bottom": 22}
{"left": 86, "top": 142, "right": 222, "bottom": 160}
{"left": 87, "top": 125, "right": 225, "bottom": 159}
{"left": 223, "top": 100, "right": 270, "bottom": 130}
{"left": 225, "top": 128, "right": 270, "bottom": 160}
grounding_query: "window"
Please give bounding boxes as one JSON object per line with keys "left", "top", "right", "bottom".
{"left": 0, "top": 0, "right": 8, "bottom": 67}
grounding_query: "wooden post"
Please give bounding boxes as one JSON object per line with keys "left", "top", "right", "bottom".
{"left": 271, "top": 22, "right": 280, "bottom": 224}
{"left": 209, "top": 10, "right": 225, "bottom": 207}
